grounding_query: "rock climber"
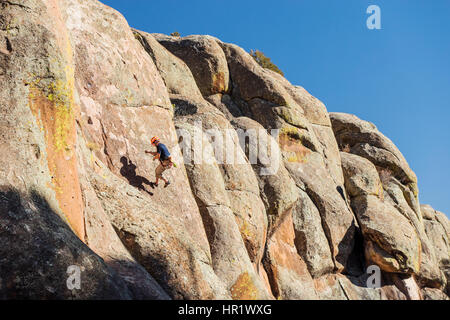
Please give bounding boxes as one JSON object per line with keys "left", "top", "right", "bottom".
{"left": 145, "top": 136, "right": 173, "bottom": 188}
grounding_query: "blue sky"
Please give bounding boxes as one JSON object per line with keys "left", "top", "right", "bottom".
{"left": 102, "top": 0, "right": 450, "bottom": 216}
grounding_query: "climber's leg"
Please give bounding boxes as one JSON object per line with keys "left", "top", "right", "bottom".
{"left": 155, "top": 162, "right": 169, "bottom": 187}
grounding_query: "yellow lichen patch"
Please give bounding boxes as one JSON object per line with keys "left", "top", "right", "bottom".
{"left": 49, "top": 80, "right": 75, "bottom": 153}
{"left": 27, "top": 64, "right": 85, "bottom": 242}
{"left": 230, "top": 272, "right": 259, "bottom": 300}
{"left": 239, "top": 219, "right": 253, "bottom": 239}
{"left": 415, "top": 235, "right": 422, "bottom": 273}
{"left": 28, "top": 84, "right": 84, "bottom": 241}
{"left": 408, "top": 182, "right": 419, "bottom": 199}
{"left": 133, "top": 31, "right": 141, "bottom": 41}
{"left": 125, "top": 88, "right": 134, "bottom": 105}
{"left": 376, "top": 181, "right": 384, "bottom": 201}
{"left": 212, "top": 72, "right": 228, "bottom": 94}
{"left": 86, "top": 141, "right": 101, "bottom": 152}
{"left": 280, "top": 126, "right": 301, "bottom": 141}
{"left": 25, "top": 0, "right": 85, "bottom": 242}
{"left": 279, "top": 127, "right": 311, "bottom": 163}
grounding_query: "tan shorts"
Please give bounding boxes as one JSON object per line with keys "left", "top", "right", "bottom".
{"left": 155, "top": 159, "right": 171, "bottom": 179}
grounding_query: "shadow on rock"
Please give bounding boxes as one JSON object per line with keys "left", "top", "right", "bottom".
{"left": 0, "top": 186, "right": 134, "bottom": 299}
{"left": 336, "top": 185, "right": 346, "bottom": 201}
{"left": 119, "top": 156, "right": 154, "bottom": 195}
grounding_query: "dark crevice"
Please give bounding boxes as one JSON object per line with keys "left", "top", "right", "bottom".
{"left": 261, "top": 243, "right": 280, "bottom": 299}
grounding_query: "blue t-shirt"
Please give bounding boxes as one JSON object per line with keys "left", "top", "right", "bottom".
{"left": 156, "top": 143, "right": 171, "bottom": 161}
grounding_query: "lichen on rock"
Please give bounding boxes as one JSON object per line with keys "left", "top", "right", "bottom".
{"left": 0, "top": 0, "right": 448, "bottom": 301}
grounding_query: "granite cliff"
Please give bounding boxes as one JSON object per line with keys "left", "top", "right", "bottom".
{"left": 0, "top": 0, "right": 448, "bottom": 300}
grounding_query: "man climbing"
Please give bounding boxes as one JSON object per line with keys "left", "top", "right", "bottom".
{"left": 145, "top": 136, "right": 173, "bottom": 188}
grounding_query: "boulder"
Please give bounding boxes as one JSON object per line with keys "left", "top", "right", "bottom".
{"left": 291, "top": 189, "right": 335, "bottom": 278}
{"left": 154, "top": 34, "right": 230, "bottom": 96}
{"left": 286, "top": 151, "right": 356, "bottom": 273}
{"left": 330, "top": 113, "right": 417, "bottom": 187}
{"left": 133, "top": 29, "right": 203, "bottom": 101}
{"left": 265, "top": 69, "right": 331, "bottom": 127}
{"left": 334, "top": 113, "right": 446, "bottom": 293}
{"left": 383, "top": 179, "right": 442, "bottom": 287}
{"left": 341, "top": 152, "right": 383, "bottom": 198}
{"left": 218, "top": 41, "right": 296, "bottom": 108}
{"left": 351, "top": 195, "right": 421, "bottom": 274}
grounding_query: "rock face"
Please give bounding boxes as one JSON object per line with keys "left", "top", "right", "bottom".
{"left": 0, "top": 0, "right": 448, "bottom": 300}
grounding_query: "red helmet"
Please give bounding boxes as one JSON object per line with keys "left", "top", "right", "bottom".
{"left": 151, "top": 136, "right": 159, "bottom": 145}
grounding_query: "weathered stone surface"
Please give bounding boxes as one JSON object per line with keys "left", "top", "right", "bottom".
{"left": 311, "top": 124, "right": 345, "bottom": 186}
{"left": 77, "top": 139, "right": 170, "bottom": 299}
{"left": 82, "top": 105, "right": 211, "bottom": 252}
{"left": 265, "top": 69, "right": 331, "bottom": 127}
{"left": 383, "top": 179, "right": 442, "bottom": 288}
{"left": 89, "top": 159, "right": 230, "bottom": 300}
{"left": 217, "top": 44, "right": 352, "bottom": 274}
{"left": 330, "top": 112, "right": 417, "bottom": 187}
{"left": 422, "top": 204, "right": 450, "bottom": 294}
{"left": 314, "top": 273, "right": 388, "bottom": 300}
{"left": 263, "top": 212, "right": 318, "bottom": 299}
{"left": 0, "top": 0, "right": 86, "bottom": 241}
{"left": 218, "top": 41, "right": 296, "bottom": 108}
{"left": 133, "top": 29, "right": 203, "bottom": 101}
{"left": 206, "top": 93, "right": 244, "bottom": 120}
{"left": 390, "top": 274, "right": 422, "bottom": 300}
{"left": 291, "top": 189, "right": 335, "bottom": 278}
{"left": 154, "top": 34, "right": 229, "bottom": 96}
{"left": 334, "top": 112, "right": 450, "bottom": 298}
{"left": 231, "top": 117, "right": 299, "bottom": 235}
{"left": 173, "top": 98, "right": 271, "bottom": 299}
{"left": 422, "top": 204, "right": 450, "bottom": 236}
{"left": 219, "top": 140, "right": 268, "bottom": 265}
{"left": 64, "top": 0, "right": 170, "bottom": 110}
{"left": 341, "top": 152, "right": 383, "bottom": 198}
{"left": 340, "top": 152, "right": 427, "bottom": 287}
{"left": 380, "top": 286, "right": 408, "bottom": 300}
{"left": 421, "top": 288, "right": 449, "bottom": 300}
{"left": 0, "top": 0, "right": 222, "bottom": 300}
{"left": 66, "top": 1, "right": 213, "bottom": 277}
{"left": 351, "top": 195, "right": 421, "bottom": 274}
{"left": 286, "top": 151, "right": 356, "bottom": 273}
